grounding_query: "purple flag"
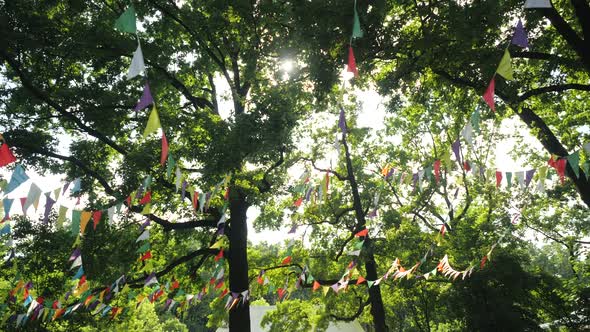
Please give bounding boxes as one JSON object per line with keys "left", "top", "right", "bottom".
{"left": 338, "top": 108, "right": 347, "bottom": 134}
{"left": 139, "top": 218, "right": 150, "bottom": 232}
{"left": 511, "top": 20, "right": 529, "bottom": 48}
{"left": 135, "top": 83, "right": 154, "bottom": 111}
{"left": 69, "top": 248, "right": 81, "bottom": 261}
{"left": 43, "top": 194, "right": 56, "bottom": 225}
{"left": 451, "top": 139, "right": 462, "bottom": 164}
{"left": 288, "top": 225, "right": 297, "bottom": 234}
{"left": 525, "top": 169, "right": 536, "bottom": 187}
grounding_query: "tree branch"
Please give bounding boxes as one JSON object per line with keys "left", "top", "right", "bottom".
{"left": 301, "top": 157, "right": 349, "bottom": 181}
{"left": 518, "top": 83, "right": 590, "bottom": 102}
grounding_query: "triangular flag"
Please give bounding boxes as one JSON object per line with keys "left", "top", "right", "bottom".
{"left": 354, "top": 228, "right": 368, "bottom": 237}
{"left": 80, "top": 211, "right": 92, "bottom": 235}
{"left": 471, "top": 108, "right": 480, "bottom": 133}
{"left": 142, "top": 107, "right": 161, "bottom": 138}
{"left": 43, "top": 195, "right": 56, "bottom": 224}
{"left": 24, "top": 183, "right": 42, "bottom": 212}
{"left": 71, "top": 210, "right": 81, "bottom": 236}
{"left": 338, "top": 108, "right": 347, "bottom": 135}
{"left": 0, "top": 143, "right": 17, "bottom": 167}
{"left": 136, "top": 229, "right": 149, "bottom": 242}
{"left": 451, "top": 139, "right": 462, "bottom": 164}
{"left": 496, "top": 49, "right": 514, "bottom": 80}
{"left": 511, "top": 20, "right": 529, "bottom": 48}
{"left": 356, "top": 276, "right": 366, "bottom": 285}
{"left": 127, "top": 43, "right": 145, "bottom": 80}
{"left": 114, "top": 5, "right": 137, "bottom": 34}
{"left": 566, "top": 151, "right": 580, "bottom": 178}
{"left": 161, "top": 132, "right": 169, "bottom": 166}
{"left": 3, "top": 198, "right": 14, "bottom": 220}
{"left": 166, "top": 154, "right": 175, "bottom": 178}
{"left": 72, "top": 266, "right": 84, "bottom": 280}
{"left": 5, "top": 164, "right": 29, "bottom": 194}
{"left": 524, "top": 0, "right": 551, "bottom": 8}
{"left": 347, "top": 46, "right": 358, "bottom": 77}
{"left": 352, "top": 6, "right": 363, "bottom": 39}
{"left": 70, "top": 256, "right": 82, "bottom": 270}
{"left": 525, "top": 169, "right": 536, "bottom": 187}
{"left": 495, "top": 171, "right": 503, "bottom": 188}
{"left": 506, "top": 172, "right": 512, "bottom": 187}
{"left": 135, "top": 82, "right": 154, "bottom": 111}
{"left": 92, "top": 210, "right": 102, "bottom": 230}
{"left": 483, "top": 76, "right": 495, "bottom": 111}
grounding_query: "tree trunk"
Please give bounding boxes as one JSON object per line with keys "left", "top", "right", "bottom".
{"left": 228, "top": 190, "right": 251, "bottom": 332}
{"left": 364, "top": 240, "right": 389, "bottom": 332}
{"left": 342, "top": 129, "right": 389, "bottom": 332}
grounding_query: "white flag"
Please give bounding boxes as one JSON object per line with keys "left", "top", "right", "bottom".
{"left": 136, "top": 229, "right": 149, "bottom": 242}
{"left": 127, "top": 43, "right": 145, "bottom": 80}
{"left": 525, "top": 0, "right": 551, "bottom": 8}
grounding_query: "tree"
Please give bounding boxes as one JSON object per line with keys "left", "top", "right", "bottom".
{"left": 1, "top": 0, "right": 312, "bottom": 330}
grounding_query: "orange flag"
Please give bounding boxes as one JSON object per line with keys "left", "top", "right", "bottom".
{"left": 356, "top": 276, "right": 366, "bottom": 285}
{"left": 80, "top": 211, "right": 92, "bottom": 235}
{"left": 281, "top": 256, "right": 292, "bottom": 265}
{"left": 354, "top": 228, "right": 368, "bottom": 237}
{"left": 312, "top": 280, "right": 321, "bottom": 291}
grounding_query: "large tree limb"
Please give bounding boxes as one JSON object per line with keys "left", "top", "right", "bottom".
{"left": 0, "top": 49, "right": 127, "bottom": 155}
{"left": 518, "top": 83, "right": 590, "bottom": 102}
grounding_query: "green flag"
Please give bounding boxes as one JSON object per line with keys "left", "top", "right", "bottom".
{"left": 114, "top": 5, "right": 137, "bottom": 34}
{"left": 566, "top": 151, "right": 580, "bottom": 178}
{"left": 143, "top": 107, "right": 161, "bottom": 138}
{"left": 166, "top": 154, "right": 175, "bottom": 178}
{"left": 496, "top": 48, "right": 513, "bottom": 80}
{"left": 506, "top": 172, "right": 512, "bottom": 187}
{"left": 470, "top": 108, "right": 480, "bottom": 133}
{"left": 71, "top": 210, "right": 81, "bottom": 236}
{"left": 352, "top": 7, "right": 363, "bottom": 39}
{"left": 582, "top": 161, "right": 590, "bottom": 180}
{"left": 57, "top": 205, "right": 67, "bottom": 229}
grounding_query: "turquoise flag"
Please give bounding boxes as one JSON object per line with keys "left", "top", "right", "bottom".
{"left": 5, "top": 164, "right": 29, "bottom": 193}
{"left": 352, "top": 6, "right": 363, "bottom": 39}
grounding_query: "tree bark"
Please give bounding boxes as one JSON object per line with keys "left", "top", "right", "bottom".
{"left": 228, "top": 190, "right": 251, "bottom": 332}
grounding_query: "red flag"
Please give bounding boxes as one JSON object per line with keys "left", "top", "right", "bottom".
{"left": 480, "top": 255, "right": 488, "bottom": 269}
{"left": 312, "top": 280, "right": 321, "bottom": 291}
{"left": 92, "top": 210, "right": 102, "bottom": 230}
{"left": 214, "top": 249, "right": 224, "bottom": 262}
{"left": 354, "top": 228, "right": 368, "bottom": 237}
{"left": 294, "top": 197, "right": 303, "bottom": 207}
{"left": 495, "top": 171, "right": 503, "bottom": 188}
{"left": 141, "top": 251, "right": 152, "bottom": 261}
{"left": 224, "top": 187, "right": 230, "bottom": 200}
{"left": 347, "top": 46, "right": 358, "bottom": 77}
{"left": 356, "top": 275, "right": 366, "bottom": 285}
{"left": 463, "top": 161, "right": 471, "bottom": 172}
{"left": 556, "top": 158, "right": 566, "bottom": 184}
{"left": 139, "top": 191, "right": 152, "bottom": 205}
{"left": 78, "top": 275, "right": 87, "bottom": 287}
{"left": 483, "top": 76, "right": 495, "bottom": 111}
{"left": 0, "top": 143, "right": 16, "bottom": 167}
{"left": 549, "top": 156, "right": 567, "bottom": 184}
{"left": 192, "top": 191, "right": 198, "bottom": 209}
{"left": 434, "top": 160, "right": 441, "bottom": 183}
{"left": 172, "top": 280, "right": 179, "bottom": 289}
{"left": 161, "top": 132, "right": 169, "bottom": 166}
{"left": 440, "top": 224, "right": 446, "bottom": 237}
{"left": 52, "top": 300, "right": 59, "bottom": 309}
{"left": 281, "top": 256, "right": 292, "bottom": 265}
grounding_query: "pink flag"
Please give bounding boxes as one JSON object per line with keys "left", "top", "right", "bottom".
{"left": 161, "top": 132, "right": 169, "bottom": 166}
{"left": 483, "top": 76, "right": 495, "bottom": 111}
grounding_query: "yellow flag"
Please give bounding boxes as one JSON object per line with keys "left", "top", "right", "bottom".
{"left": 141, "top": 203, "right": 151, "bottom": 215}
{"left": 322, "top": 286, "right": 330, "bottom": 296}
{"left": 210, "top": 239, "right": 223, "bottom": 249}
{"left": 496, "top": 49, "right": 513, "bottom": 80}
{"left": 80, "top": 211, "right": 92, "bottom": 235}
{"left": 143, "top": 106, "right": 161, "bottom": 138}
